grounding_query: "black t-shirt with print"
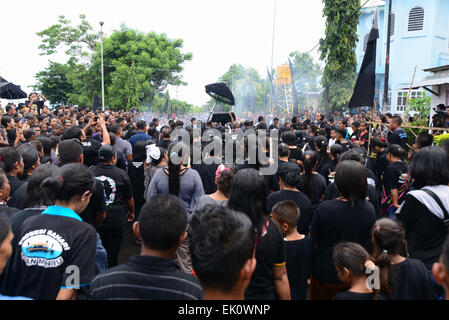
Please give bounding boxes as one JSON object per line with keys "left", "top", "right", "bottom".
{"left": 10, "top": 212, "right": 97, "bottom": 299}
{"left": 245, "top": 218, "right": 286, "bottom": 300}
{"left": 90, "top": 164, "right": 133, "bottom": 228}
{"left": 383, "top": 161, "right": 408, "bottom": 192}
{"left": 388, "top": 128, "right": 408, "bottom": 149}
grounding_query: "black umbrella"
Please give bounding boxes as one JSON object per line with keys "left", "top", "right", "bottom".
{"left": 0, "top": 77, "right": 27, "bottom": 100}
{"left": 205, "top": 82, "right": 235, "bottom": 105}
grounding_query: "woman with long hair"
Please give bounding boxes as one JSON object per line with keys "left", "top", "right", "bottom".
{"left": 314, "top": 136, "right": 329, "bottom": 173}
{"left": 310, "top": 160, "right": 377, "bottom": 300}
{"left": 228, "top": 168, "right": 291, "bottom": 300}
{"left": 319, "top": 144, "right": 343, "bottom": 185}
{"left": 396, "top": 146, "right": 449, "bottom": 298}
{"left": 297, "top": 150, "right": 326, "bottom": 209}
{"left": 146, "top": 141, "right": 204, "bottom": 273}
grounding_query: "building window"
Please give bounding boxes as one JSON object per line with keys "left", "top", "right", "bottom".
{"left": 408, "top": 6, "right": 424, "bottom": 31}
{"left": 363, "top": 33, "right": 369, "bottom": 51}
{"left": 396, "top": 90, "right": 423, "bottom": 111}
{"left": 390, "top": 13, "right": 395, "bottom": 36}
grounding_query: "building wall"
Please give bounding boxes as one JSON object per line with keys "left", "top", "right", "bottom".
{"left": 356, "top": 0, "right": 449, "bottom": 113}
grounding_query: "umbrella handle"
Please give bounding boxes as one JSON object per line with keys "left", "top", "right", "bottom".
{"left": 207, "top": 100, "right": 217, "bottom": 123}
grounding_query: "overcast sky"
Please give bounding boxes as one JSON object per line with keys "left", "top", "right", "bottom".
{"left": 0, "top": 0, "right": 325, "bottom": 107}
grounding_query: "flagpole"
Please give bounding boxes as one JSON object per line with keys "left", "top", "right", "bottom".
{"left": 100, "top": 21, "right": 105, "bottom": 112}
{"left": 383, "top": 0, "right": 392, "bottom": 112}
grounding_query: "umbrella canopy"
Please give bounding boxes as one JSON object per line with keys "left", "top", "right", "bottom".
{"left": 205, "top": 82, "right": 235, "bottom": 105}
{"left": 0, "top": 77, "right": 27, "bottom": 100}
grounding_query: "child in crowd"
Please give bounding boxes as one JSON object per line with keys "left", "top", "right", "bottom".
{"left": 381, "top": 144, "right": 409, "bottom": 217}
{"left": 271, "top": 200, "right": 313, "bottom": 300}
{"left": 332, "top": 242, "right": 388, "bottom": 300}
{"left": 371, "top": 218, "right": 436, "bottom": 300}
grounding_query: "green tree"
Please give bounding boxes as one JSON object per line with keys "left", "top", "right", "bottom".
{"left": 34, "top": 61, "right": 74, "bottom": 105}
{"left": 36, "top": 14, "right": 99, "bottom": 62}
{"left": 34, "top": 15, "right": 193, "bottom": 110}
{"left": 319, "top": 0, "right": 361, "bottom": 111}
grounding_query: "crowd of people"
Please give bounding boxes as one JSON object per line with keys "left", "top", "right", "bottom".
{"left": 0, "top": 97, "right": 448, "bottom": 301}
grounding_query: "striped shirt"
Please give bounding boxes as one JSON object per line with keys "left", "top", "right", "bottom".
{"left": 89, "top": 255, "right": 202, "bottom": 300}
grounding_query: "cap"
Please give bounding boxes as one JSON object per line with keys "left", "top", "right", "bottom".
{"left": 98, "top": 144, "right": 116, "bottom": 162}
{"left": 58, "top": 138, "right": 83, "bottom": 164}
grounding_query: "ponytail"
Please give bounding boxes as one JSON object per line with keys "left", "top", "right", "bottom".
{"left": 167, "top": 142, "right": 189, "bottom": 196}
{"left": 40, "top": 163, "right": 93, "bottom": 203}
{"left": 302, "top": 151, "right": 318, "bottom": 200}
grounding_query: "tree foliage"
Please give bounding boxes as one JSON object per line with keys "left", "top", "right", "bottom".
{"left": 34, "top": 15, "right": 193, "bottom": 111}
{"left": 319, "top": 0, "right": 361, "bottom": 111}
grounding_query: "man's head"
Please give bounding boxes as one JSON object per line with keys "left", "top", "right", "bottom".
{"left": 136, "top": 120, "right": 147, "bottom": 131}
{"left": 98, "top": 144, "right": 117, "bottom": 165}
{"left": 0, "top": 116, "right": 14, "bottom": 129}
{"left": 389, "top": 115, "right": 402, "bottom": 131}
{"left": 270, "top": 200, "right": 300, "bottom": 236}
{"left": 189, "top": 205, "right": 256, "bottom": 297}
{"left": 62, "top": 126, "right": 83, "bottom": 141}
{"left": 58, "top": 138, "right": 84, "bottom": 164}
{"left": 5, "top": 104, "right": 15, "bottom": 116}
{"left": 335, "top": 128, "right": 347, "bottom": 142}
{"left": 413, "top": 132, "right": 434, "bottom": 151}
{"left": 53, "top": 123, "right": 64, "bottom": 135}
{"left": 109, "top": 123, "right": 123, "bottom": 137}
{"left": 134, "top": 194, "right": 187, "bottom": 252}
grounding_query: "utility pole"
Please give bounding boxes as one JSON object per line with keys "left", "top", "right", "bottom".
{"left": 383, "top": 0, "right": 392, "bottom": 112}
{"left": 100, "top": 21, "right": 105, "bottom": 112}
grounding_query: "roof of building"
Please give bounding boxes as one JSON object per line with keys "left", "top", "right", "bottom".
{"left": 363, "top": 0, "right": 385, "bottom": 8}
{"left": 423, "top": 65, "right": 449, "bottom": 73}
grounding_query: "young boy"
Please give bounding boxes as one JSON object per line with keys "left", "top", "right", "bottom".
{"left": 271, "top": 200, "right": 313, "bottom": 300}
{"left": 381, "top": 144, "right": 409, "bottom": 217}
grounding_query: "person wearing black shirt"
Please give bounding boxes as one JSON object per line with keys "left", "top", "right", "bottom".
{"left": 189, "top": 205, "right": 256, "bottom": 300}
{"left": 319, "top": 144, "right": 343, "bottom": 185}
{"left": 267, "top": 162, "right": 313, "bottom": 235}
{"left": 89, "top": 195, "right": 202, "bottom": 300}
{"left": 397, "top": 147, "right": 449, "bottom": 280}
{"left": 310, "top": 161, "right": 376, "bottom": 300}
{"left": 127, "top": 141, "right": 147, "bottom": 219}
{"left": 331, "top": 242, "right": 388, "bottom": 300}
{"left": 228, "top": 169, "right": 290, "bottom": 300}
{"left": 0, "top": 148, "right": 25, "bottom": 207}
{"left": 271, "top": 201, "right": 313, "bottom": 300}
{"left": 0, "top": 170, "right": 16, "bottom": 218}
{"left": 387, "top": 116, "right": 408, "bottom": 149}
{"left": 382, "top": 144, "right": 409, "bottom": 217}
{"left": 90, "top": 145, "right": 135, "bottom": 268}
{"left": 371, "top": 219, "right": 436, "bottom": 300}
{"left": 282, "top": 131, "right": 302, "bottom": 164}
{"left": 10, "top": 164, "right": 97, "bottom": 300}
{"left": 296, "top": 151, "right": 327, "bottom": 210}
{"left": 335, "top": 128, "right": 351, "bottom": 153}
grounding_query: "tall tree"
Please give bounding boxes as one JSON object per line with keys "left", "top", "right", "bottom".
{"left": 319, "top": 0, "right": 361, "bottom": 111}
